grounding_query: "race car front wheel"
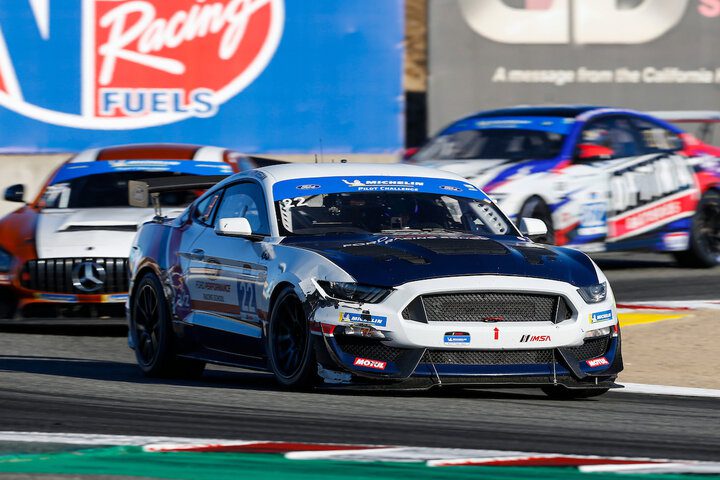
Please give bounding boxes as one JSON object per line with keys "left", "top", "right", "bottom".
{"left": 674, "top": 190, "right": 720, "bottom": 268}
{"left": 541, "top": 385, "right": 609, "bottom": 399}
{"left": 267, "top": 287, "right": 318, "bottom": 389}
{"left": 518, "top": 196, "right": 555, "bottom": 244}
{"left": 130, "top": 273, "right": 205, "bottom": 378}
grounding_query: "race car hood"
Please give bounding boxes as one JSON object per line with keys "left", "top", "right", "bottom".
{"left": 280, "top": 232, "right": 599, "bottom": 288}
{"left": 35, "top": 207, "right": 156, "bottom": 258}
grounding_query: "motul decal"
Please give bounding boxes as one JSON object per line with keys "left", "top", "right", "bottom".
{"left": 586, "top": 357, "right": 610, "bottom": 368}
{"left": 353, "top": 357, "right": 387, "bottom": 370}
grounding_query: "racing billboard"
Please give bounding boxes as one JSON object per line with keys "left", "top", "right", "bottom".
{"left": 428, "top": 0, "right": 720, "bottom": 132}
{"left": 0, "top": 0, "right": 403, "bottom": 153}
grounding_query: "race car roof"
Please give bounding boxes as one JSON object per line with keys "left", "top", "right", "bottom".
{"left": 256, "top": 162, "right": 471, "bottom": 183}
{"left": 470, "top": 105, "right": 602, "bottom": 119}
{"left": 69, "top": 144, "right": 228, "bottom": 163}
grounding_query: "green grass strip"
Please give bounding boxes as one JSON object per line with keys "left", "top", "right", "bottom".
{"left": 0, "top": 446, "right": 716, "bottom": 480}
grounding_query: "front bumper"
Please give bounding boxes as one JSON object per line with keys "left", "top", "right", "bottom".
{"left": 310, "top": 275, "right": 622, "bottom": 388}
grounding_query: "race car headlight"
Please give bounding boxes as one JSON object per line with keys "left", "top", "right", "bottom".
{"left": 584, "top": 326, "right": 612, "bottom": 339}
{"left": 577, "top": 282, "right": 607, "bottom": 304}
{"left": 0, "top": 247, "right": 12, "bottom": 272}
{"left": 316, "top": 281, "right": 392, "bottom": 304}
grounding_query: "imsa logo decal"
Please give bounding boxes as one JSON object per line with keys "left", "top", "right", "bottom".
{"left": 0, "top": 0, "right": 284, "bottom": 129}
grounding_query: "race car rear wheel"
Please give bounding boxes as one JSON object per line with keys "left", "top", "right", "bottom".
{"left": 674, "top": 190, "right": 720, "bottom": 268}
{"left": 518, "top": 196, "right": 555, "bottom": 244}
{"left": 267, "top": 288, "right": 318, "bottom": 389}
{"left": 130, "top": 273, "right": 205, "bottom": 378}
{"left": 541, "top": 385, "right": 610, "bottom": 399}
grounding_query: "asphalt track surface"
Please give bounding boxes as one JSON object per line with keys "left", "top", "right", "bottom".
{"left": 0, "top": 253, "right": 718, "bottom": 463}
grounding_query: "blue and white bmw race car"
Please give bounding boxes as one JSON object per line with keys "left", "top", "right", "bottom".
{"left": 127, "top": 163, "right": 622, "bottom": 398}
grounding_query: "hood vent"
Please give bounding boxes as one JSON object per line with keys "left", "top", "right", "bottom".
{"left": 407, "top": 238, "right": 509, "bottom": 256}
{"left": 339, "top": 244, "right": 429, "bottom": 265}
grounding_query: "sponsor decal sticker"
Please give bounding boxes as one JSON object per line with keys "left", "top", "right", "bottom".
{"left": 102, "top": 294, "right": 129, "bottom": 303}
{"left": 586, "top": 357, "right": 610, "bottom": 368}
{"left": 353, "top": 357, "right": 387, "bottom": 370}
{"left": 440, "top": 185, "right": 462, "bottom": 192}
{"left": 590, "top": 310, "right": 613, "bottom": 324}
{"left": 296, "top": 184, "right": 320, "bottom": 190}
{"left": 443, "top": 331, "right": 471, "bottom": 345}
{"left": 519, "top": 334, "right": 551, "bottom": 343}
{"left": 662, "top": 231, "right": 690, "bottom": 251}
{"left": 338, "top": 312, "right": 387, "bottom": 327}
{"left": 35, "top": 293, "right": 79, "bottom": 303}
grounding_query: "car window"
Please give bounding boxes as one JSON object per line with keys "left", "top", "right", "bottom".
{"left": 194, "top": 191, "right": 221, "bottom": 226}
{"left": 214, "top": 182, "right": 270, "bottom": 235}
{"left": 632, "top": 118, "right": 683, "bottom": 153}
{"left": 578, "top": 116, "right": 642, "bottom": 160}
{"left": 415, "top": 128, "right": 566, "bottom": 161}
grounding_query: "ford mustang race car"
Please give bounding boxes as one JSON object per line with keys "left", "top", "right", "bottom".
{"left": 408, "top": 106, "right": 720, "bottom": 267}
{"left": 0, "top": 143, "right": 274, "bottom": 320}
{"left": 128, "top": 163, "right": 622, "bottom": 398}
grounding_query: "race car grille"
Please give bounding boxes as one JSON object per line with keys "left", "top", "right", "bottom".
{"left": 411, "top": 292, "right": 572, "bottom": 323}
{"left": 422, "top": 349, "right": 554, "bottom": 365}
{"left": 565, "top": 335, "right": 611, "bottom": 361}
{"left": 334, "top": 336, "right": 407, "bottom": 362}
{"left": 20, "top": 258, "right": 129, "bottom": 294}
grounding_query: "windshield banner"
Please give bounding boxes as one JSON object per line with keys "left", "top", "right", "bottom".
{"left": 444, "top": 116, "right": 575, "bottom": 135}
{"left": 272, "top": 176, "right": 490, "bottom": 201}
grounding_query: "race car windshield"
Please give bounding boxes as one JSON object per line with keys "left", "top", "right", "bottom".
{"left": 41, "top": 172, "right": 200, "bottom": 209}
{"left": 275, "top": 191, "right": 515, "bottom": 237}
{"left": 414, "top": 128, "right": 566, "bottom": 161}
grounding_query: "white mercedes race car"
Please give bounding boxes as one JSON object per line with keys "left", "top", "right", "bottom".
{"left": 128, "top": 163, "right": 622, "bottom": 398}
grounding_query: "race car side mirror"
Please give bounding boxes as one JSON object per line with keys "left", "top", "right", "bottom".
{"left": 576, "top": 143, "right": 614, "bottom": 161}
{"left": 216, "top": 217, "right": 254, "bottom": 237}
{"left": 519, "top": 217, "right": 548, "bottom": 240}
{"left": 4, "top": 184, "right": 25, "bottom": 203}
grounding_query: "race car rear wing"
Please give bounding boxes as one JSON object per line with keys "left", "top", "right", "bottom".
{"left": 128, "top": 175, "right": 226, "bottom": 219}
{"left": 648, "top": 111, "right": 720, "bottom": 144}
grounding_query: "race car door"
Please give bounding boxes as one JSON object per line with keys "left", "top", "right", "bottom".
{"left": 570, "top": 115, "right": 697, "bottom": 248}
{"left": 184, "top": 180, "right": 269, "bottom": 361}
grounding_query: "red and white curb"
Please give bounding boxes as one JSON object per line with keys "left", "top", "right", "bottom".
{"left": 0, "top": 432, "right": 719, "bottom": 475}
{"left": 617, "top": 299, "right": 720, "bottom": 311}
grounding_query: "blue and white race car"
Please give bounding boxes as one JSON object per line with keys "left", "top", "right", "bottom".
{"left": 128, "top": 163, "right": 622, "bottom": 398}
{"left": 409, "top": 106, "right": 720, "bottom": 267}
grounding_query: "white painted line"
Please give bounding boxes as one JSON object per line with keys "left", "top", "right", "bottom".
{"left": 617, "top": 383, "right": 720, "bottom": 398}
{"left": 0, "top": 432, "right": 229, "bottom": 446}
{"left": 580, "top": 462, "right": 720, "bottom": 474}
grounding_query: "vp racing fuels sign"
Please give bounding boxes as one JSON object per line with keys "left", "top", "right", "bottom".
{"left": 0, "top": 1, "right": 403, "bottom": 152}
{"left": 0, "top": 0, "right": 284, "bottom": 129}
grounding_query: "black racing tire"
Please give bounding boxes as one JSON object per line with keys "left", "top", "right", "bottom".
{"left": 267, "top": 287, "right": 318, "bottom": 389}
{"left": 518, "top": 196, "right": 555, "bottom": 244}
{"left": 541, "top": 385, "right": 610, "bottom": 400}
{"left": 0, "top": 288, "right": 17, "bottom": 319}
{"left": 673, "top": 190, "right": 720, "bottom": 268}
{"left": 130, "top": 273, "right": 205, "bottom": 378}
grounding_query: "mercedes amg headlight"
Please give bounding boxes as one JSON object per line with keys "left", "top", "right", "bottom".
{"left": 577, "top": 282, "right": 607, "bottom": 304}
{"left": 316, "top": 281, "right": 392, "bottom": 304}
{"left": 0, "top": 247, "right": 12, "bottom": 272}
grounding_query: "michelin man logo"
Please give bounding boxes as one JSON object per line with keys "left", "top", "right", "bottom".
{"left": 459, "top": 0, "right": 689, "bottom": 45}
